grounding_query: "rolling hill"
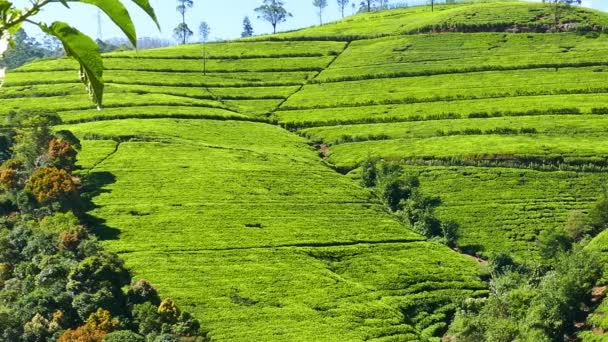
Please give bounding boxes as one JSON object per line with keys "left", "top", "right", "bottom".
{"left": 2, "top": 0, "right": 608, "bottom": 340}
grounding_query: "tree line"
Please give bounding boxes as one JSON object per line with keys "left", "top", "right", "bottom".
{"left": 173, "top": 0, "right": 443, "bottom": 43}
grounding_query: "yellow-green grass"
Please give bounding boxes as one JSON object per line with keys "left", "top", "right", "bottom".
{"left": 317, "top": 33, "right": 608, "bottom": 82}
{"left": 15, "top": 56, "right": 335, "bottom": 73}
{"left": 0, "top": 83, "right": 298, "bottom": 102}
{"left": 222, "top": 99, "right": 284, "bottom": 116}
{"left": 124, "top": 244, "right": 484, "bottom": 342}
{"left": 273, "top": 1, "right": 608, "bottom": 39}
{"left": 104, "top": 41, "right": 347, "bottom": 59}
{"left": 59, "top": 106, "right": 252, "bottom": 124}
{"left": 3, "top": 69, "right": 315, "bottom": 87}
{"left": 327, "top": 135, "right": 608, "bottom": 170}
{"left": 0, "top": 93, "right": 227, "bottom": 117}
{"left": 275, "top": 93, "right": 608, "bottom": 128}
{"left": 301, "top": 115, "right": 608, "bottom": 145}
{"left": 63, "top": 119, "right": 484, "bottom": 341}
{"left": 210, "top": 85, "right": 299, "bottom": 99}
{"left": 2, "top": 1, "right": 608, "bottom": 338}
{"left": 75, "top": 140, "right": 119, "bottom": 170}
{"left": 282, "top": 67, "right": 608, "bottom": 110}
{"left": 388, "top": 166, "right": 606, "bottom": 260}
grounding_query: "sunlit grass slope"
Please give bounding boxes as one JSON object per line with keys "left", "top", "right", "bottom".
{"left": 271, "top": 0, "right": 608, "bottom": 40}
{"left": 61, "top": 119, "right": 484, "bottom": 341}
{"left": 3, "top": 0, "right": 608, "bottom": 339}
{"left": 273, "top": 29, "right": 608, "bottom": 261}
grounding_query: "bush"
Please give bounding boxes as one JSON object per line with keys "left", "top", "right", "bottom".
{"left": 488, "top": 253, "right": 516, "bottom": 275}
{"left": 47, "top": 138, "right": 77, "bottom": 170}
{"left": 25, "top": 167, "right": 76, "bottom": 204}
{"left": 86, "top": 309, "right": 121, "bottom": 333}
{"left": 132, "top": 302, "right": 161, "bottom": 336}
{"left": 153, "top": 334, "right": 178, "bottom": 342}
{"left": 158, "top": 299, "right": 181, "bottom": 325}
{"left": 359, "top": 158, "right": 457, "bottom": 244}
{"left": 58, "top": 324, "right": 106, "bottom": 342}
{"left": 360, "top": 158, "right": 378, "bottom": 188}
{"left": 441, "top": 221, "right": 459, "bottom": 248}
{"left": 537, "top": 226, "right": 572, "bottom": 260}
{"left": 127, "top": 280, "right": 161, "bottom": 307}
{"left": 102, "top": 330, "right": 145, "bottom": 342}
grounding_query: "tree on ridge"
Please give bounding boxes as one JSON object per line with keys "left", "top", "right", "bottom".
{"left": 337, "top": 0, "right": 350, "bottom": 18}
{"left": 242, "top": 16, "right": 254, "bottom": 37}
{"left": 255, "top": 0, "right": 293, "bottom": 34}
{"left": 313, "top": 0, "right": 329, "bottom": 25}
{"left": 174, "top": 0, "right": 194, "bottom": 44}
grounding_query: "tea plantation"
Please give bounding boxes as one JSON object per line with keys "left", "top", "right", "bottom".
{"left": 2, "top": 0, "right": 608, "bottom": 340}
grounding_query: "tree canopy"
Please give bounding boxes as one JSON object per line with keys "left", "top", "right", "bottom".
{"left": 255, "top": 0, "right": 292, "bottom": 34}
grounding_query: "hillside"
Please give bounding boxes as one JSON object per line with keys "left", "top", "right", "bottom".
{"left": 2, "top": 0, "right": 608, "bottom": 340}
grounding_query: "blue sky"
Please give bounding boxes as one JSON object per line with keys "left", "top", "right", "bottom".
{"left": 14, "top": 0, "right": 608, "bottom": 43}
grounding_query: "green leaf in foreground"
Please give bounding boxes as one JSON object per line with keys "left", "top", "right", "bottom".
{"left": 42, "top": 21, "right": 104, "bottom": 109}
{"left": 70, "top": 0, "right": 137, "bottom": 46}
{"left": 130, "top": 0, "right": 160, "bottom": 30}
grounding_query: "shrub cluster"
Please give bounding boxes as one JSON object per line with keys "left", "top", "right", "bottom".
{"left": 447, "top": 193, "right": 608, "bottom": 341}
{"left": 360, "top": 158, "right": 458, "bottom": 247}
{"left": 0, "top": 112, "right": 206, "bottom": 341}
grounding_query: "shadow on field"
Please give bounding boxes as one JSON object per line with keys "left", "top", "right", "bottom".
{"left": 460, "top": 244, "right": 486, "bottom": 257}
{"left": 79, "top": 171, "right": 121, "bottom": 240}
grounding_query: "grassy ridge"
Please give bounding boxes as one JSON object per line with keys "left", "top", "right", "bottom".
{"left": 300, "top": 115, "right": 608, "bottom": 145}
{"left": 282, "top": 67, "right": 608, "bottom": 109}
{"left": 15, "top": 56, "right": 335, "bottom": 73}
{"left": 317, "top": 33, "right": 608, "bottom": 82}
{"left": 271, "top": 1, "right": 608, "bottom": 40}
{"left": 327, "top": 135, "right": 608, "bottom": 170}
{"left": 275, "top": 93, "right": 608, "bottom": 128}
{"left": 3, "top": 69, "right": 315, "bottom": 87}
{"left": 0, "top": 93, "right": 228, "bottom": 117}
{"left": 124, "top": 244, "right": 484, "bottom": 341}
{"left": 103, "top": 41, "right": 346, "bottom": 59}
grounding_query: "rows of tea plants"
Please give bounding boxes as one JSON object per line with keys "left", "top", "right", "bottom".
{"left": 395, "top": 166, "right": 605, "bottom": 260}
{"left": 271, "top": 1, "right": 608, "bottom": 40}
{"left": 300, "top": 115, "right": 608, "bottom": 145}
{"left": 317, "top": 33, "right": 608, "bottom": 82}
{"left": 16, "top": 55, "right": 335, "bottom": 73}
{"left": 281, "top": 67, "right": 608, "bottom": 110}
{"left": 0, "top": 38, "right": 352, "bottom": 126}
{"left": 275, "top": 93, "right": 608, "bottom": 128}
{"left": 62, "top": 118, "right": 485, "bottom": 341}
{"left": 271, "top": 23, "right": 608, "bottom": 262}
{"left": 3, "top": 2, "right": 608, "bottom": 338}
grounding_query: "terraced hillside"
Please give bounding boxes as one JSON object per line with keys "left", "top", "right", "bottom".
{"left": 2, "top": 0, "right": 608, "bottom": 340}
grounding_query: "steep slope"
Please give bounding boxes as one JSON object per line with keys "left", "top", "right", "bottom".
{"left": 275, "top": 30, "right": 608, "bottom": 260}
{"left": 2, "top": 1, "right": 608, "bottom": 340}
{"left": 1, "top": 36, "right": 486, "bottom": 340}
{"left": 270, "top": 0, "right": 608, "bottom": 40}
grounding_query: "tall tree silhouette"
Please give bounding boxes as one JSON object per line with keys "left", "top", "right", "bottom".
{"left": 337, "top": 0, "right": 350, "bottom": 18}
{"left": 174, "top": 0, "right": 194, "bottom": 44}
{"left": 313, "top": 0, "right": 328, "bottom": 25}
{"left": 242, "top": 16, "right": 254, "bottom": 37}
{"left": 255, "top": 0, "right": 293, "bottom": 34}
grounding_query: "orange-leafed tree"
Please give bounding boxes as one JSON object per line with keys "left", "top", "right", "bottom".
{"left": 48, "top": 138, "right": 77, "bottom": 170}
{"left": 25, "top": 167, "right": 76, "bottom": 204}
